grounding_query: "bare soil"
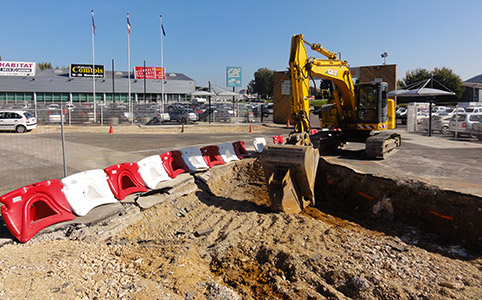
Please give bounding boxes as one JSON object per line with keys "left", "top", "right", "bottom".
{"left": 0, "top": 159, "right": 481, "bottom": 299}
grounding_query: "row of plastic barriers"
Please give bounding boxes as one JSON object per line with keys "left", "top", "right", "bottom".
{"left": 0, "top": 140, "right": 252, "bottom": 243}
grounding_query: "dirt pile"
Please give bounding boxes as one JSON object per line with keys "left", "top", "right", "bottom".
{"left": 0, "top": 158, "right": 480, "bottom": 299}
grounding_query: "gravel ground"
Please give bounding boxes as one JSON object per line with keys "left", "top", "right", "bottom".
{"left": 0, "top": 159, "right": 480, "bottom": 299}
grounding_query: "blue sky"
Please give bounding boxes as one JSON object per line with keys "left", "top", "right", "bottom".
{"left": 1, "top": 0, "right": 481, "bottom": 89}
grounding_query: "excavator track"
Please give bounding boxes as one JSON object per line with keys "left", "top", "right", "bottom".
{"left": 365, "top": 132, "right": 401, "bottom": 159}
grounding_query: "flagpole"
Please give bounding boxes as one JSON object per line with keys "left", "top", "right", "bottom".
{"left": 91, "top": 10, "right": 96, "bottom": 124}
{"left": 127, "top": 13, "right": 132, "bottom": 124}
{"left": 160, "top": 15, "right": 164, "bottom": 113}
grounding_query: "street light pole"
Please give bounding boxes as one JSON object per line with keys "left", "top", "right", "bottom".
{"left": 381, "top": 52, "right": 388, "bottom": 65}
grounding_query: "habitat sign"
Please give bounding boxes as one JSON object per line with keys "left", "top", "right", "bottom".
{"left": 0, "top": 61, "right": 36, "bottom": 76}
{"left": 70, "top": 64, "right": 105, "bottom": 78}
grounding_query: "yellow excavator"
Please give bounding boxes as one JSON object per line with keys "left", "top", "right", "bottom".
{"left": 261, "top": 34, "right": 401, "bottom": 214}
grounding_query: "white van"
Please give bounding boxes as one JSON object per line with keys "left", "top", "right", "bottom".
{"left": 0, "top": 110, "right": 37, "bottom": 133}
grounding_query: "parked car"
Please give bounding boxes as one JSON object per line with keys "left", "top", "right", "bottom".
{"left": 0, "top": 110, "right": 37, "bottom": 133}
{"left": 432, "top": 106, "right": 451, "bottom": 115}
{"left": 169, "top": 108, "right": 198, "bottom": 123}
{"left": 471, "top": 122, "right": 482, "bottom": 140}
{"left": 151, "top": 111, "right": 170, "bottom": 123}
{"left": 463, "top": 106, "right": 482, "bottom": 114}
{"left": 66, "top": 107, "right": 90, "bottom": 124}
{"left": 8, "top": 103, "right": 29, "bottom": 110}
{"left": 396, "top": 107, "right": 407, "bottom": 124}
{"left": 421, "top": 115, "right": 452, "bottom": 134}
{"left": 448, "top": 113, "right": 482, "bottom": 137}
{"left": 103, "top": 104, "right": 129, "bottom": 123}
{"left": 47, "top": 105, "right": 67, "bottom": 123}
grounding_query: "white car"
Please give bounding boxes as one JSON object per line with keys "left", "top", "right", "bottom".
{"left": 0, "top": 110, "right": 37, "bottom": 133}
{"left": 464, "top": 106, "right": 482, "bottom": 114}
{"left": 448, "top": 113, "right": 482, "bottom": 137}
{"left": 471, "top": 122, "right": 482, "bottom": 140}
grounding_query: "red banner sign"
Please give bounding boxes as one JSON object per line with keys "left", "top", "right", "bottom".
{"left": 134, "top": 66, "right": 165, "bottom": 79}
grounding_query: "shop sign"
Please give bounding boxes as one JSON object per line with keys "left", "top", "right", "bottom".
{"left": 70, "top": 64, "right": 105, "bottom": 78}
{"left": 0, "top": 61, "right": 36, "bottom": 76}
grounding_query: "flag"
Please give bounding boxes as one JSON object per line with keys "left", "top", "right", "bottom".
{"left": 91, "top": 10, "right": 96, "bottom": 35}
{"left": 127, "top": 13, "right": 131, "bottom": 35}
{"left": 161, "top": 20, "right": 166, "bottom": 36}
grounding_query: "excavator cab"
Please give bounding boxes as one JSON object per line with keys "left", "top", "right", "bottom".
{"left": 356, "top": 82, "right": 388, "bottom": 129}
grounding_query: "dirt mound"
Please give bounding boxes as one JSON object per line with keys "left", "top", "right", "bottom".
{"left": 0, "top": 159, "right": 480, "bottom": 299}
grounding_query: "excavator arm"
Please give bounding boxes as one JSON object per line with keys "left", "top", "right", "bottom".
{"left": 290, "top": 34, "right": 358, "bottom": 129}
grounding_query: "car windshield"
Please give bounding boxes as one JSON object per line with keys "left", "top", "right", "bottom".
{"left": 465, "top": 107, "right": 475, "bottom": 113}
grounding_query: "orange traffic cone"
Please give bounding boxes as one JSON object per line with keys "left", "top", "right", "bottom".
{"left": 249, "top": 123, "right": 253, "bottom": 133}
{"left": 287, "top": 119, "right": 291, "bottom": 127}
{"left": 181, "top": 123, "right": 185, "bottom": 133}
{"left": 109, "top": 123, "right": 114, "bottom": 134}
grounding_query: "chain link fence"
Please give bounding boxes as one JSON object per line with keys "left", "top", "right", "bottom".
{"left": 0, "top": 100, "right": 273, "bottom": 195}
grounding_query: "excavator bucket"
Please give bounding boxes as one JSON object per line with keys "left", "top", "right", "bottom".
{"left": 261, "top": 145, "right": 319, "bottom": 213}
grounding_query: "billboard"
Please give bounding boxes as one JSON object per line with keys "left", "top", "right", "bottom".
{"left": 226, "top": 66, "right": 242, "bottom": 87}
{"left": 0, "top": 61, "right": 36, "bottom": 77}
{"left": 70, "top": 64, "right": 105, "bottom": 78}
{"left": 134, "top": 66, "right": 165, "bottom": 80}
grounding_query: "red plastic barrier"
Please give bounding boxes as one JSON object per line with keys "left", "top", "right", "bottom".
{"left": 201, "top": 145, "right": 226, "bottom": 168}
{"left": 0, "top": 180, "right": 76, "bottom": 243}
{"left": 272, "top": 135, "right": 285, "bottom": 144}
{"left": 161, "top": 151, "right": 190, "bottom": 178}
{"left": 104, "top": 162, "right": 148, "bottom": 200}
{"left": 310, "top": 129, "right": 318, "bottom": 135}
{"left": 232, "top": 141, "right": 250, "bottom": 159}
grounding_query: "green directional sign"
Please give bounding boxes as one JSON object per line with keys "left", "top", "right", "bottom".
{"left": 226, "top": 66, "right": 242, "bottom": 87}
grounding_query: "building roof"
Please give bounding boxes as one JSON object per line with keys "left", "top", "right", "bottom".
{"left": 0, "top": 69, "right": 196, "bottom": 94}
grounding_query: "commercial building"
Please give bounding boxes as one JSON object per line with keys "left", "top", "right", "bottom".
{"left": 0, "top": 62, "right": 196, "bottom": 107}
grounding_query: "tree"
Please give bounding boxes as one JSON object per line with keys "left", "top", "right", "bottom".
{"left": 248, "top": 68, "right": 274, "bottom": 99}
{"left": 398, "top": 67, "right": 465, "bottom": 98}
{"left": 38, "top": 62, "right": 53, "bottom": 70}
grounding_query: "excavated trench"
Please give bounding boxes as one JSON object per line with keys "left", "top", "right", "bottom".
{"left": 313, "top": 159, "right": 482, "bottom": 252}
{"left": 191, "top": 157, "right": 482, "bottom": 299}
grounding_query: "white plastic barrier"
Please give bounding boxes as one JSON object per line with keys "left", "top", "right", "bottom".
{"left": 61, "top": 169, "right": 118, "bottom": 216}
{"left": 253, "top": 137, "right": 266, "bottom": 153}
{"left": 137, "top": 155, "right": 172, "bottom": 189}
{"left": 218, "top": 142, "right": 240, "bottom": 163}
{"left": 180, "top": 147, "right": 209, "bottom": 172}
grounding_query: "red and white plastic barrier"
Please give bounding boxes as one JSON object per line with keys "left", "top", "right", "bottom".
{"left": 104, "top": 162, "right": 148, "bottom": 200}
{"left": 272, "top": 135, "right": 285, "bottom": 144}
{"left": 137, "top": 155, "right": 172, "bottom": 189}
{"left": 0, "top": 138, "right": 258, "bottom": 242}
{"left": 218, "top": 142, "right": 240, "bottom": 163}
{"left": 161, "top": 151, "right": 190, "bottom": 179}
{"left": 0, "top": 180, "right": 76, "bottom": 243}
{"left": 61, "top": 170, "right": 118, "bottom": 216}
{"left": 180, "top": 147, "right": 210, "bottom": 172}
{"left": 232, "top": 141, "right": 250, "bottom": 159}
{"left": 201, "top": 145, "right": 226, "bottom": 168}
{"left": 253, "top": 137, "right": 266, "bottom": 153}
